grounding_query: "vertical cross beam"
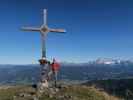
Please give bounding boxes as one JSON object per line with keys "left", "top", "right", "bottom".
{"left": 41, "top": 34, "right": 46, "bottom": 58}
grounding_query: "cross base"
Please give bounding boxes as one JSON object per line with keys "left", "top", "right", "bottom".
{"left": 38, "top": 58, "right": 50, "bottom": 90}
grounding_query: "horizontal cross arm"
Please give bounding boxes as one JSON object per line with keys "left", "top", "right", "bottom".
{"left": 21, "top": 27, "right": 40, "bottom": 31}
{"left": 49, "top": 28, "right": 66, "bottom": 33}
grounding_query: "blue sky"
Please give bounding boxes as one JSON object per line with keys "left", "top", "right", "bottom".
{"left": 0, "top": 0, "right": 133, "bottom": 64}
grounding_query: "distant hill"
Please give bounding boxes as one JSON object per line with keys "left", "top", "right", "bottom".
{"left": 83, "top": 78, "right": 133, "bottom": 99}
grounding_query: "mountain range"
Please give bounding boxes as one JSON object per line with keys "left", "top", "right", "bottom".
{"left": 0, "top": 61, "right": 133, "bottom": 84}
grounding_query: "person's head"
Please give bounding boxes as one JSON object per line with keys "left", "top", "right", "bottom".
{"left": 53, "top": 58, "right": 56, "bottom": 62}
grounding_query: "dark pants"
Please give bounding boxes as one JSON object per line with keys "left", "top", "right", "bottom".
{"left": 53, "top": 71, "right": 58, "bottom": 87}
{"left": 48, "top": 70, "right": 58, "bottom": 87}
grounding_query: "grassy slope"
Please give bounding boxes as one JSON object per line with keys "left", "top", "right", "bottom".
{"left": 0, "top": 85, "right": 120, "bottom": 100}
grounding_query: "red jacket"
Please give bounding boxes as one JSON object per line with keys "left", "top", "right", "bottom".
{"left": 51, "top": 62, "right": 60, "bottom": 71}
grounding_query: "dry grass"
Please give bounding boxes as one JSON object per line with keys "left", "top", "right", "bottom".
{"left": 0, "top": 85, "right": 122, "bottom": 100}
